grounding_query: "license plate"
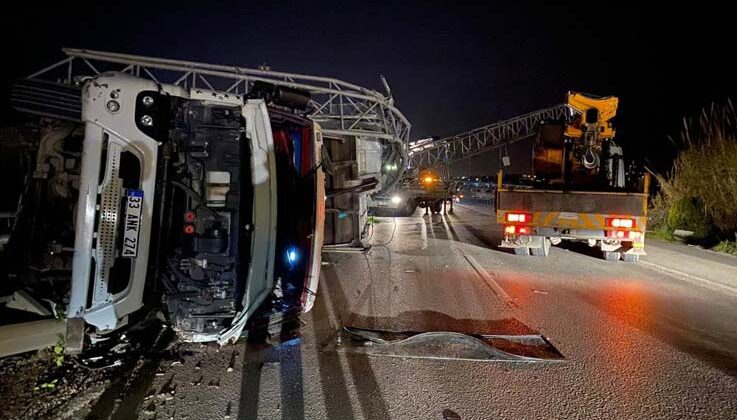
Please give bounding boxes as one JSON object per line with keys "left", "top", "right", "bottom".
{"left": 122, "top": 190, "right": 143, "bottom": 258}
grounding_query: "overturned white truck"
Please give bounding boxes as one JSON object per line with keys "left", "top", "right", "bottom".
{"left": 1, "top": 49, "right": 410, "bottom": 355}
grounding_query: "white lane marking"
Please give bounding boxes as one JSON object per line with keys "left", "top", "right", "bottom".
{"left": 463, "top": 254, "right": 516, "bottom": 307}
{"left": 420, "top": 218, "right": 428, "bottom": 250}
{"left": 638, "top": 259, "right": 737, "bottom": 297}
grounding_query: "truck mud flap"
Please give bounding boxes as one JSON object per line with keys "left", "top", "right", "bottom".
{"left": 323, "top": 327, "right": 564, "bottom": 362}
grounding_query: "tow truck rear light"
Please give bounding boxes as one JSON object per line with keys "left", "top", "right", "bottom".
{"left": 607, "top": 230, "right": 641, "bottom": 240}
{"left": 505, "top": 225, "right": 530, "bottom": 235}
{"left": 506, "top": 213, "right": 532, "bottom": 223}
{"left": 183, "top": 224, "right": 196, "bottom": 235}
{"left": 606, "top": 218, "right": 635, "bottom": 228}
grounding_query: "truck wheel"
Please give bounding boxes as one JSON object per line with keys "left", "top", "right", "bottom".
{"left": 622, "top": 254, "right": 640, "bottom": 262}
{"left": 514, "top": 247, "right": 531, "bottom": 256}
{"left": 405, "top": 199, "right": 418, "bottom": 216}
{"left": 530, "top": 238, "right": 551, "bottom": 257}
{"left": 603, "top": 251, "right": 621, "bottom": 261}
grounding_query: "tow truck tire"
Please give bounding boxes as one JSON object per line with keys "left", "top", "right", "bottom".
{"left": 397, "top": 199, "right": 417, "bottom": 217}
{"left": 514, "top": 247, "right": 531, "bottom": 256}
{"left": 530, "top": 238, "right": 551, "bottom": 257}
{"left": 604, "top": 251, "right": 621, "bottom": 261}
{"left": 622, "top": 254, "right": 640, "bottom": 263}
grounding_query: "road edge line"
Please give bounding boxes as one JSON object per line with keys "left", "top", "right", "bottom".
{"left": 463, "top": 254, "right": 516, "bottom": 307}
{"left": 638, "top": 260, "right": 737, "bottom": 297}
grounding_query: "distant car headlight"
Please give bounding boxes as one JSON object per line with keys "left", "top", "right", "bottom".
{"left": 391, "top": 195, "right": 402, "bottom": 204}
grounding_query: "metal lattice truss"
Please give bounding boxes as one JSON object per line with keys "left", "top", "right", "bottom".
{"left": 23, "top": 48, "right": 411, "bottom": 145}
{"left": 409, "top": 104, "right": 577, "bottom": 169}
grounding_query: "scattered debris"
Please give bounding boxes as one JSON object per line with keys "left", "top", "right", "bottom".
{"left": 227, "top": 351, "right": 236, "bottom": 372}
{"left": 144, "top": 388, "right": 157, "bottom": 400}
{"left": 142, "top": 402, "right": 157, "bottom": 416}
{"left": 3, "top": 290, "right": 52, "bottom": 316}
{"left": 443, "top": 408, "right": 462, "bottom": 420}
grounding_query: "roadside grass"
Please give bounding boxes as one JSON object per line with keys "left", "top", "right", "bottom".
{"left": 647, "top": 226, "right": 676, "bottom": 242}
{"left": 713, "top": 240, "right": 737, "bottom": 256}
{"left": 649, "top": 100, "right": 737, "bottom": 255}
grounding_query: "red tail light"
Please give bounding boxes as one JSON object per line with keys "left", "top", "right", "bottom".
{"left": 606, "top": 218, "right": 635, "bottom": 229}
{"left": 183, "top": 224, "right": 196, "bottom": 235}
{"left": 184, "top": 211, "right": 196, "bottom": 222}
{"left": 506, "top": 213, "right": 532, "bottom": 223}
{"left": 505, "top": 225, "right": 531, "bottom": 235}
{"left": 607, "top": 230, "right": 641, "bottom": 240}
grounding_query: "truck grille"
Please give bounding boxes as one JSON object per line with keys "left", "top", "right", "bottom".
{"left": 93, "top": 143, "right": 124, "bottom": 303}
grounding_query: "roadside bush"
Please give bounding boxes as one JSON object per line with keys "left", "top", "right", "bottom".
{"left": 713, "top": 240, "right": 737, "bottom": 256}
{"left": 653, "top": 100, "right": 737, "bottom": 244}
{"left": 666, "top": 196, "right": 714, "bottom": 241}
{"left": 648, "top": 192, "right": 670, "bottom": 231}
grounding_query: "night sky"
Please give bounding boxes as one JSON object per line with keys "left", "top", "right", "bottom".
{"left": 2, "top": 1, "right": 734, "bottom": 172}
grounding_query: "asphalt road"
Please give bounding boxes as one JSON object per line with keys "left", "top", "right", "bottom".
{"left": 100, "top": 202, "right": 737, "bottom": 420}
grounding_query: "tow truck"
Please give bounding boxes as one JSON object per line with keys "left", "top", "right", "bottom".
{"left": 371, "top": 168, "right": 457, "bottom": 216}
{"left": 496, "top": 92, "right": 649, "bottom": 261}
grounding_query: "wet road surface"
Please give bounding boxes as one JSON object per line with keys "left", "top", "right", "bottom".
{"left": 104, "top": 202, "right": 737, "bottom": 419}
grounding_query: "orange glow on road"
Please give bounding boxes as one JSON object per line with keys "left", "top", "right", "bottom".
{"left": 594, "top": 279, "right": 657, "bottom": 395}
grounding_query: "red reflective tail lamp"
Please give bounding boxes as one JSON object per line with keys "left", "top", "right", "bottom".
{"left": 606, "top": 218, "right": 635, "bottom": 229}
{"left": 183, "top": 224, "right": 196, "bottom": 235}
{"left": 505, "top": 225, "right": 531, "bottom": 235}
{"left": 607, "top": 230, "right": 641, "bottom": 240}
{"left": 506, "top": 213, "right": 532, "bottom": 223}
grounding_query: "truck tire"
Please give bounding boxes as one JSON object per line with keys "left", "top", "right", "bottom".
{"left": 514, "top": 247, "right": 531, "bottom": 256}
{"left": 432, "top": 201, "right": 442, "bottom": 214}
{"left": 622, "top": 254, "right": 640, "bottom": 262}
{"left": 530, "top": 238, "right": 551, "bottom": 257}
{"left": 603, "top": 251, "right": 621, "bottom": 261}
{"left": 397, "top": 199, "right": 417, "bottom": 217}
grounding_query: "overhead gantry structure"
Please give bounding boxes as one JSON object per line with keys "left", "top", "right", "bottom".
{"left": 14, "top": 48, "right": 411, "bottom": 145}
{"left": 408, "top": 104, "right": 577, "bottom": 170}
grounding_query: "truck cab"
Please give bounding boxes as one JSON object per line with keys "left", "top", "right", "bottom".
{"left": 69, "top": 72, "right": 324, "bottom": 345}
